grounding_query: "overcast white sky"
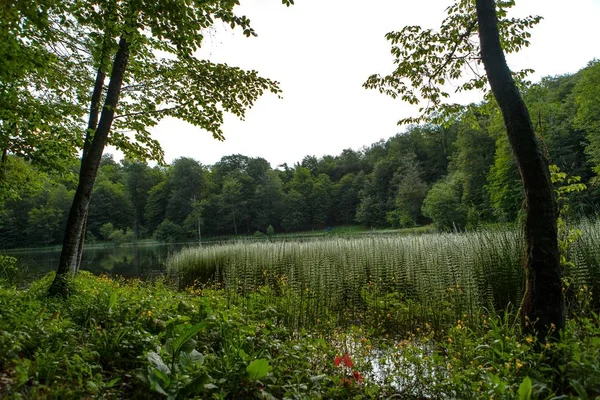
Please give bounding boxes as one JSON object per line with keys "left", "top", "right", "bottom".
{"left": 130, "top": 0, "right": 600, "bottom": 168}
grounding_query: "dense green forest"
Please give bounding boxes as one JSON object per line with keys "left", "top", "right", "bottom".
{"left": 2, "top": 60, "right": 599, "bottom": 249}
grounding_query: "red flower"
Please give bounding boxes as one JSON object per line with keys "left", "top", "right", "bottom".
{"left": 334, "top": 354, "right": 353, "bottom": 368}
{"left": 352, "top": 370, "right": 364, "bottom": 383}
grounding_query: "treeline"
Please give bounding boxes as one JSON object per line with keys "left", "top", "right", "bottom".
{"left": 1, "top": 61, "right": 599, "bottom": 248}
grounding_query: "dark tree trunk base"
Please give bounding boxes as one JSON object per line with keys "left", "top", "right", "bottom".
{"left": 47, "top": 273, "right": 73, "bottom": 298}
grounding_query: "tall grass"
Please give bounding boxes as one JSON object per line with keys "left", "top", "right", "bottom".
{"left": 168, "top": 222, "right": 600, "bottom": 333}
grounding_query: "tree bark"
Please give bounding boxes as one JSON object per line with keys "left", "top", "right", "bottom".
{"left": 197, "top": 216, "right": 202, "bottom": 245}
{"left": 49, "top": 37, "right": 130, "bottom": 296}
{"left": 233, "top": 209, "right": 238, "bottom": 235}
{"left": 70, "top": 61, "right": 108, "bottom": 273}
{"left": 475, "top": 0, "right": 564, "bottom": 336}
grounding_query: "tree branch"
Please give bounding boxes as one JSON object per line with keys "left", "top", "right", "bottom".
{"left": 113, "top": 101, "right": 191, "bottom": 120}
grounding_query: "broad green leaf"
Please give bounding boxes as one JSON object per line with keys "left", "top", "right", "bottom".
{"left": 147, "top": 352, "right": 170, "bottom": 376}
{"left": 172, "top": 322, "right": 206, "bottom": 357}
{"left": 179, "top": 349, "right": 204, "bottom": 369}
{"left": 246, "top": 358, "right": 270, "bottom": 381}
{"left": 518, "top": 376, "right": 532, "bottom": 400}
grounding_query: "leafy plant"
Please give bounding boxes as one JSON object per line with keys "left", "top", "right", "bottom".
{"left": 0, "top": 255, "right": 19, "bottom": 286}
{"left": 144, "top": 320, "right": 209, "bottom": 398}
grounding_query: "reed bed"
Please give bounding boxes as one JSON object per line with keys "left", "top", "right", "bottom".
{"left": 168, "top": 222, "right": 600, "bottom": 332}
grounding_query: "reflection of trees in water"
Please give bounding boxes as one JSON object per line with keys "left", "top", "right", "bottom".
{"left": 10, "top": 243, "right": 189, "bottom": 280}
{"left": 82, "top": 245, "right": 168, "bottom": 277}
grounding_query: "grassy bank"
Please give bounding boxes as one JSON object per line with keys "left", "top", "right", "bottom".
{"left": 0, "top": 272, "right": 599, "bottom": 399}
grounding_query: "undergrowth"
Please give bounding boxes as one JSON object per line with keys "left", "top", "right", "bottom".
{"left": 0, "top": 272, "right": 599, "bottom": 399}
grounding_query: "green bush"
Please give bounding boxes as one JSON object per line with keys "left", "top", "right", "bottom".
{"left": 386, "top": 209, "right": 415, "bottom": 228}
{"left": 422, "top": 174, "right": 468, "bottom": 231}
{"left": 155, "top": 220, "right": 185, "bottom": 243}
{"left": 99, "top": 222, "right": 115, "bottom": 241}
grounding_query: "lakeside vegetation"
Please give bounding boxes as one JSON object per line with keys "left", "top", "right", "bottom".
{"left": 169, "top": 220, "right": 600, "bottom": 333}
{"left": 1, "top": 264, "right": 599, "bottom": 399}
{"left": 3, "top": 218, "right": 598, "bottom": 398}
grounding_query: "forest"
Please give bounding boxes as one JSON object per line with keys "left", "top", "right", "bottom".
{"left": 2, "top": 0, "right": 600, "bottom": 398}
{"left": 2, "top": 60, "right": 600, "bottom": 249}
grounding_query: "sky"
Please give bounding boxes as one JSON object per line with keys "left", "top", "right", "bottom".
{"left": 130, "top": 0, "right": 600, "bottom": 168}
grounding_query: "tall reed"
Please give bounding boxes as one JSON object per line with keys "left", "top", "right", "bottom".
{"left": 169, "top": 222, "right": 599, "bottom": 332}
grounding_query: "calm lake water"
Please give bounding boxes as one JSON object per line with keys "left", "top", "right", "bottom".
{"left": 4, "top": 242, "right": 196, "bottom": 281}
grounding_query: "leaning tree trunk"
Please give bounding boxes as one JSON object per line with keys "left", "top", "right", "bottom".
{"left": 70, "top": 66, "right": 107, "bottom": 273}
{"left": 49, "top": 37, "right": 130, "bottom": 296}
{"left": 476, "top": 0, "right": 564, "bottom": 337}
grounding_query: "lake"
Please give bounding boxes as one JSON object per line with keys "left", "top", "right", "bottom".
{"left": 4, "top": 242, "right": 198, "bottom": 281}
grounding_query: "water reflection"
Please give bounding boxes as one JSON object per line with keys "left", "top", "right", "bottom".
{"left": 5, "top": 243, "right": 194, "bottom": 280}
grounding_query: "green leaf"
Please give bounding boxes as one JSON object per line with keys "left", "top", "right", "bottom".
{"left": 171, "top": 322, "right": 206, "bottom": 356}
{"left": 246, "top": 358, "right": 270, "bottom": 381}
{"left": 570, "top": 380, "right": 588, "bottom": 400}
{"left": 108, "top": 290, "right": 118, "bottom": 313}
{"left": 149, "top": 380, "right": 169, "bottom": 396}
{"left": 147, "top": 352, "right": 171, "bottom": 376}
{"left": 180, "top": 373, "right": 211, "bottom": 397}
{"left": 179, "top": 349, "right": 204, "bottom": 369}
{"left": 518, "top": 376, "right": 533, "bottom": 400}
{"left": 238, "top": 348, "right": 249, "bottom": 361}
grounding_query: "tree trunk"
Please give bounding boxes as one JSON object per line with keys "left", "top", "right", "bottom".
{"left": 476, "top": 0, "right": 564, "bottom": 336}
{"left": 132, "top": 209, "right": 139, "bottom": 248}
{"left": 233, "top": 209, "right": 238, "bottom": 235}
{"left": 69, "top": 45, "right": 109, "bottom": 274}
{"left": 197, "top": 216, "right": 202, "bottom": 245}
{"left": 72, "top": 210, "right": 88, "bottom": 271}
{"left": 49, "top": 37, "right": 130, "bottom": 296}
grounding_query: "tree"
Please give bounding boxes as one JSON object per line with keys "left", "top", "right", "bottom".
{"left": 422, "top": 173, "right": 467, "bottom": 231}
{"left": 389, "top": 152, "right": 429, "bottom": 227}
{"left": 220, "top": 176, "right": 244, "bottom": 235}
{"left": 574, "top": 60, "right": 600, "bottom": 175}
{"left": 366, "top": 0, "right": 563, "bottom": 335}
{"left": 281, "top": 190, "right": 307, "bottom": 231}
{"left": 48, "top": 0, "right": 290, "bottom": 296}
{"left": 0, "top": 1, "right": 87, "bottom": 173}
{"left": 252, "top": 170, "right": 285, "bottom": 230}
{"left": 88, "top": 178, "right": 134, "bottom": 238}
{"left": 123, "top": 160, "right": 163, "bottom": 240}
{"left": 487, "top": 134, "right": 524, "bottom": 221}
{"left": 144, "top": 179, "right": 169, "bottom": 235}
{"left": 311, "top": 174, "right": 333, "bottom": 225}
{"left": 476, "top": 0, "right": 562, "bottom": 335}
{"left": 165, "top": 158, "right": 207, "bottom": 225}
{"left": 185, "top": 198, "right": 208, "bottom": 244}
{"left": 451, "top": 115, "right": 496, "bottom": 221}
{"left": 356, "top": 160, "right": 395, "bottom": 227}
{"left": 283, "top": 167, "right": 313, "bottom": 229}
{"left": 333, "top": 172, "right": 362, "bottom": 225}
